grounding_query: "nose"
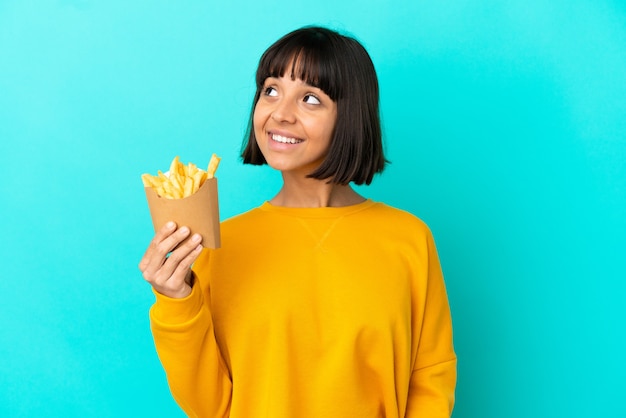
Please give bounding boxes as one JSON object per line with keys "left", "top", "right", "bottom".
{"left": 271, "top": 99, "right": 297, "bottom": 124}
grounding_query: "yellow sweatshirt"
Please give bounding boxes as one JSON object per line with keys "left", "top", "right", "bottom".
{"left": 150, "top": 200, "right": 456, "bottom": 417}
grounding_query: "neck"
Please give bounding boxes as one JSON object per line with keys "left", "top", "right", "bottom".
{"left": 270, "top": 173, "right": 365, "bottom": 208}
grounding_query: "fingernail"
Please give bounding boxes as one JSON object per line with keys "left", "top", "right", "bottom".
{"left": 191, "top": 233, "right": 201, "bottom": 243}
{"left": 180, "top": 226, "right": 189, "bottom": 234}
{"left": 166, "top": 221, "right": 175, "bottom": 229}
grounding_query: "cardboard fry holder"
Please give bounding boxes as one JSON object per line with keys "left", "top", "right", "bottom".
{"left": 144, "top": 177, "right": 221, "bottom": 248}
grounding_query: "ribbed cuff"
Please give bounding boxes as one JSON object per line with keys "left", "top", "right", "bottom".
{"left": 150, "top": 283, "right": 204, "bottom": 326}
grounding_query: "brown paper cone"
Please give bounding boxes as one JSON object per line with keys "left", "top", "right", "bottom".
{"left": 144, "top": 177, "right": 221, "bottom": 248}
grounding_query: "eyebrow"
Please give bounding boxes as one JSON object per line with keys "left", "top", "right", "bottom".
{"left": 264, "top": 76, "right": 323, "bottom": 90}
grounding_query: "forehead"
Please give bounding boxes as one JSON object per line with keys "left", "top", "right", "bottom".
{"left": 264, "top": 73, "right": 321, "bottom": 89}
{"left": 258, "top": 48, "right": 340, "bottom": 100}
{"left": 268, "top": 52, "right": 318, "bottom": 82}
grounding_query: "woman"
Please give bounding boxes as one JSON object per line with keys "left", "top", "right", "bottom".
{"left": 139, "top": 26, "right": 456, "bottom": 417}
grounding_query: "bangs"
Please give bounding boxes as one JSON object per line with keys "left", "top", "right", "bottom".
{"left": 256, "top": 32, "right": 343, "bottom": 101}
{"left": 243, "top": 26, "right": 386, "bottom": 184}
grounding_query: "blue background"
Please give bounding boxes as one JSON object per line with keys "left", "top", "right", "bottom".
{"left": 1, "top": 0, "right": 624, "bottom": 416}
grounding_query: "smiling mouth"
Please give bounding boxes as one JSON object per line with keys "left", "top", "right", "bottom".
{"left": 271, "top": 133, "right": 303, "bottom": 144}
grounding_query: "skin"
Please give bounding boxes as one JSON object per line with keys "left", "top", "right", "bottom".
{"left": 254, "top": 74, "right": 365, "bottom": 208}
{"left": 139, "top": 222, "right": 201, "bottom": 298}
{"left": 141, "top": 73, "right": 365, "bottom": 298}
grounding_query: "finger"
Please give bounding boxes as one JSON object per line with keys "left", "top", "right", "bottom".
{"left": 156, "top": 233, "right": 203, "bottom": 283}
{"left": 151, "top": 238, "right": 203, "bottom": 298}
{"left": 138, "top": 221, "right": 177, "bottom": 272}
{"left": 170, "top": 244, "right": 204, "bottom": 288}
{"left": 144, "top": 226, "right": 192, "bottom": 278}
{"left": 156, "top": 220, "right": 178, "bottom": 240}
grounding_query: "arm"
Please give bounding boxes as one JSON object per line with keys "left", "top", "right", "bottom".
{"left": 150, "top": 278, "right": 232, "bottom": 417}
{"left": 140, "top": 223, "right": 232, "bottom": 417}
{"left": 405, "top": 230, "right": 457, "bottom": 417}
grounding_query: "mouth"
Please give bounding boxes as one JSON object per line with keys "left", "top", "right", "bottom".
{"left": 271, "top": 133, "right": 304, "bottom": 144}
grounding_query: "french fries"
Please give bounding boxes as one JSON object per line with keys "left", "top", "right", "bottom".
{"left": 142, "top": 154, "right": 221, "bottom": 199}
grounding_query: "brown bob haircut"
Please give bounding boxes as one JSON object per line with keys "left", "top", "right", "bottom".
{"left": 241, "top": 26, "right": 386, "bottom": 185}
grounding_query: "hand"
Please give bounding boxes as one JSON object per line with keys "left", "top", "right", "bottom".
{"left": 138, "top": 221, "right": 204, "bottom": 299}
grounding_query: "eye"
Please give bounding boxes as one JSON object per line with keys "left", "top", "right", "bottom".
{"left": 303, "top": 94, "right": 321, "bottom": 105}
{"left": 263, "top": 86, "right": 278, "bottom": 97}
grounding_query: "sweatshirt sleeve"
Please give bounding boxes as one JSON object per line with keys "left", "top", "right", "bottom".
{"left": 405, "top": 229, "right": 457, "bottom": 417}
{"left": 150, "top": 266, "right": 232, "bottom": 417}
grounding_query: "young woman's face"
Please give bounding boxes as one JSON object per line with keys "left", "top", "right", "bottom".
{"left": 253, "top": 75, "right": 337, "bottom": 177}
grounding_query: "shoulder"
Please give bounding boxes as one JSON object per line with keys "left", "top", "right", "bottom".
{"left": 366, "top": 202, "right": 432, "bottom": 233}
{"left": 222, "top": 206, "right": 265, "bottom": 225}
{"left": 368, "top": 202, "right": 440, "bottom": 254}
{"left": 220, "top": 205, "right": 274, "bottom": 236}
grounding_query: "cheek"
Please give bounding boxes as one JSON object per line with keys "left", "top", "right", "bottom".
{"left": 324, "top": 109, "right": 338, "bottom": 136}
{"left": 252, "top": 112, "right": 263, "bottom": 142}
{"left": 252, "top": 109, "right": 270, "bottom": 154}
{"left": 252, "top": 105, "right": 261, "bottom": 130}
{"left": 252, "top": 104, "right": 268, "bottom": 135}
{"left": 320, "top": 116, "right": 337, "bottom": 146}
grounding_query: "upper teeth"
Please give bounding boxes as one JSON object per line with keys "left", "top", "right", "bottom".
{"left": 272, "top": 134, "right": 302, "bottom": 144}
